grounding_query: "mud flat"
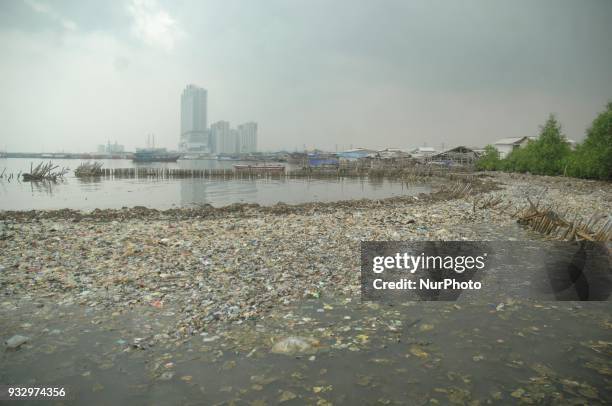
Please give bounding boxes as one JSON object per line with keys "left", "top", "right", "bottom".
{"left": 1, "top": 173, "right": 610, "bottom": 405}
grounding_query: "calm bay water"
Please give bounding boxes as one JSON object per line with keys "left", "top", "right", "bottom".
{"left": 0, "top": 158, "right": 429, "bottom": 210}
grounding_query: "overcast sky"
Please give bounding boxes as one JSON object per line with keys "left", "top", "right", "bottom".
{"left": 1, "top": 0, "right": 611, "bottom": 152}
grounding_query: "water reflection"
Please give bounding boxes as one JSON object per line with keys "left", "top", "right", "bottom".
{"left": 368, "top": 176, "right": 384, "bottom": 189}
{"left": 179, "top": 178, "right": 259, "bottom": 207}
{"left": 28, "top": 180, "right": 59, "bottom": 196}
{"left": 0, "top": 158, "right": 431, "bottom": 211}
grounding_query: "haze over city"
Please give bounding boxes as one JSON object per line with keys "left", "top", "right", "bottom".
{"left": 1, "top": 0, "right": 611, "bottom": 153}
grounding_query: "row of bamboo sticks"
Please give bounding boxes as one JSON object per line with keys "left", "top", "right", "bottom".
{"left": 516, "top": 197, "right": 612, "bottom": 242}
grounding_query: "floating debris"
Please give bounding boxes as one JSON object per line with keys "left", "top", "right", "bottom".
{"left": 5, "top": 334, "right": 29, "bottom": 349}
{"left": 278, "top": 390, "right": 297, "bottom": 402}
{"left": 271, "top": 337, "right": 320, "bottom": 355}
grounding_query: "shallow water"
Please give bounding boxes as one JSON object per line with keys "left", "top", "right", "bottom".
{"left": 0, "top": 158, "right": 429, "bottom": 210}
{"left": 2, "top": 296, "right": 610, "bottom": 405}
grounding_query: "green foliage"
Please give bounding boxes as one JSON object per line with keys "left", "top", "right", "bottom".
{"left": 475, "top": 145, "right": 501, "bottom": 170}
{"left": 501, "top": 115, "right": 571, "bottom": 175}
{"left": 479, "top": 103, "right": 611, "bottom": 180}
{"left": 565, "top": 102, "right": 612, "bottom": 180}
{"left": 500, "top": 142, "right": 533, "bottom": 173}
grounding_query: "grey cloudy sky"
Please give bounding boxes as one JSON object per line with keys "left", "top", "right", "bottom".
{"left": 1, "top": 0, "right": 611, "bottom": 152}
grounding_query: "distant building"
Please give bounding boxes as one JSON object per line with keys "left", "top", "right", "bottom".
{"left": 230, "top": 129, "right": 240, "bottom": 154}
{"left": 376, "top": 148, "right": 411, "bottom": 159}
{"left": 211, "top": 120, "right": 236, "bottom": 154}
{"left": 494, "top": 136, "right": 577, "bottom": 158}
{"left": 337, "top": 148, "right": 377, "bottom": 160}
{"left": 409, "top": 146, "right": 437, "bottom": 158}
{"left": 180, "top": 84, "right": 209, "bottom": 152}
{"left": 493, "top": 137, "right": 534, "bottom": 159}
{"left": 427, "top": 146, "right": 480, "bottom": 165}
{"left": 237, "top": 122, "right": 257, "bottom": 153}
{"left": 368, "top": 149, "right": 413, "bottom": 169}
{"left": 97, "top": 141, "right": 124, "bottom": 154}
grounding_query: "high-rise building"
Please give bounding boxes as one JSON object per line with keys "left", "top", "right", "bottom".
{"left": 180, "top": 84, "right": 208, "bottom": 152}
{"left": 211, "top": 120, "right": 236, "bottom": 154}
{"left": 237, "top": 122, "right": 257, "bottom": 153}
{"left": 230, "top": 129, "right": 240, "bottom": 154}
{"left": 97, "top": 141, "right": 125, "bottom": 154}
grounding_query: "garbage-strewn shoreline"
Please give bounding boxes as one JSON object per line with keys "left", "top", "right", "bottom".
{"left": 1, "top": 173, "right": 610, "bottom": 335}
{"left": 2, "top": 173, "right": 611, "bottom": 404}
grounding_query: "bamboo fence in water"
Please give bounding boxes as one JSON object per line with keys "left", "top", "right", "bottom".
{"left": 98, "top": 166, "right": 462, "bottom": 180}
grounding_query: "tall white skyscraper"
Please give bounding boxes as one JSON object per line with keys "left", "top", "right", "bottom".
{"left": 237, "top": 122, "right": 258, "bottom": 153}
{"left": 180, "top": 84, "right": 208, "bottom": 152}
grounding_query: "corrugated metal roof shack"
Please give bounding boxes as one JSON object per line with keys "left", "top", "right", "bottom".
{"left": 425, "top": 146, "right": 481, "bottom": 166}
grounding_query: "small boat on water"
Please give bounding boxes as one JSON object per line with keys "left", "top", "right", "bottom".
{"left": 233, "top": 164, "right": 285, "bottom": 173}
{"left": 132, "top": 148, "right": 181, "bottom": 162}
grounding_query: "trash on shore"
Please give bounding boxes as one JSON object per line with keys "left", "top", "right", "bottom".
{"left": 271, "top": 336, "right": 320, "bottom": 354}
{"left": 0, "top": 172, "right": 610, "bottom": 338}
{"left": 5, "top": 334, "right": 29, "bottom": 349}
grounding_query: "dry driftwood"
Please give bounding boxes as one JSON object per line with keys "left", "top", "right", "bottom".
{"left": 22, "top": 161, "right": 68, "bottom": 182}
{"left": 441, "top": 181, "right": 473, "bottom": 199}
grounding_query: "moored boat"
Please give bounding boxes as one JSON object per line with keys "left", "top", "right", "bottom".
{"left": 132, "top": 148, "right": 181, "bottom": 162}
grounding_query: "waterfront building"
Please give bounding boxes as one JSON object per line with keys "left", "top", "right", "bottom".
{"left": 237, "top": 122, "right": 258, "bottom": 153}
{"left": 180, "top": 84, "right": 209, "bottom": 152}
{"left": 426, "top": 146, "right": 480, "bottom": 165}
{"left": 211, "top": 120, "right": 235, "bottom": 154}
{"left": 337, "top": 148, "right": 377, "bottom": 160}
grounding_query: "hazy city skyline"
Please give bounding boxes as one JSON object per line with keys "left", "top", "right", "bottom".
{"left": 1, "top": 0, "right": 611, "bottom": 152}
